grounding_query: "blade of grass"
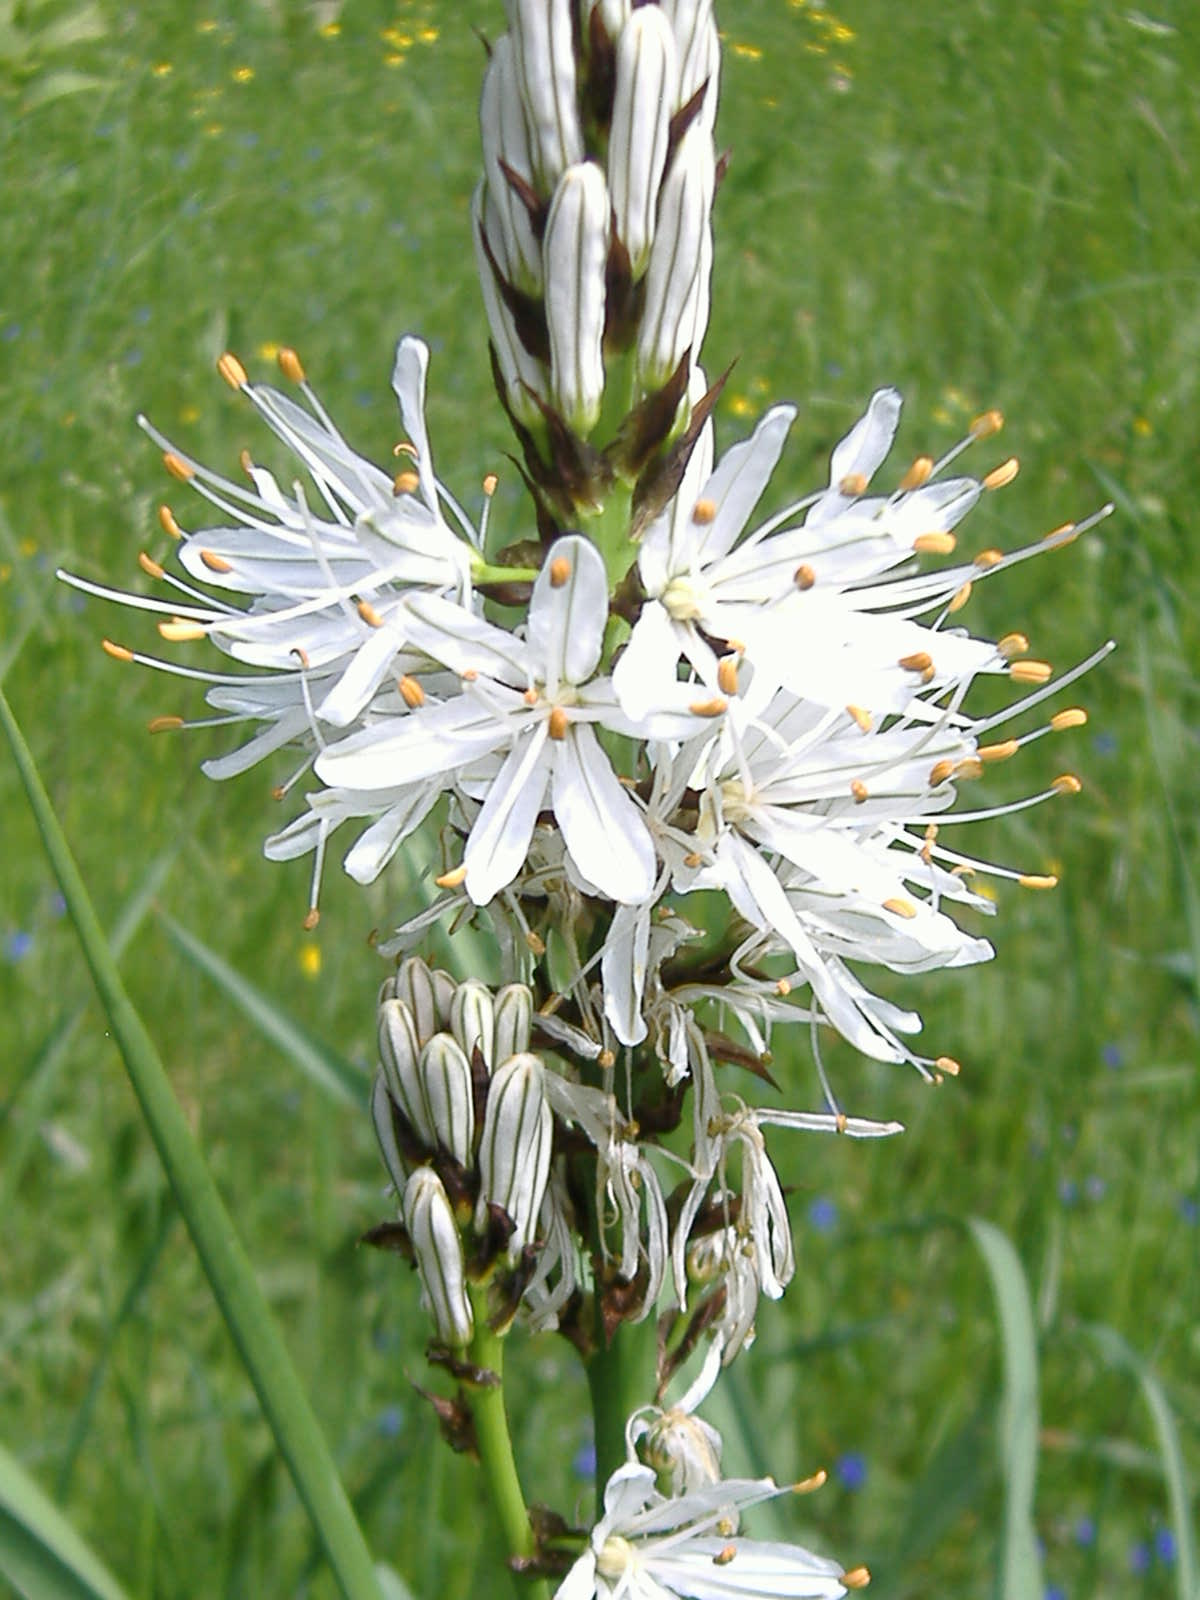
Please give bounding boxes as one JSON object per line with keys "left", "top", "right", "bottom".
{"left": 967, "top": 1218, "right": 1043, "bottom": 1600}
{"left": 0, "top": 1439, "right": 131, "bottom": 1600}
{"left": 157, "top": 909, "right": 367, "bottom": 1110}
{"left": 0, "top": 686, "right": 383, "bottom": 1600}
{"left": 1082, "top": 1324, "right": 1197, "bottom": 1600}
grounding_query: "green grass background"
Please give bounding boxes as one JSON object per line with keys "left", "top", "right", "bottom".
{"left": 1, "top": 1, "right": 1197, "bottom": 1596}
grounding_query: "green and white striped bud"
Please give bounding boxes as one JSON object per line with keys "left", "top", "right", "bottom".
{"left": 418, "top": 1033, "right": 475, "bottom": 1167}
{"left": 402, "top": 1168, "right": 474, "bottom": 1348}
{"left": 609, "top": 8, "right": 677, "bottom": 278}
{"left": 661, "top": 0, "right": 720, "bottom": 131}
{"left": 543, "top": 161, "right": 610, "bottom": 435}
{"left": 449, "top": 978, "right": 495, "bottom": 1072}
{"left": 507, "top": 0, "right": 583, "bottom": 190}
{"left": 635, "top": 122, "right": 715, "bottom": 391}
{"left": 493, "top": 983, "right": 534, "bottom": 1063}
{"left": 472, "top": 182, "right": 547, "bottom": 427}
{"left": 393, "top": 956, "right": 453, "bottom": 1044}
{"left": 371, "top": 1072, "right": 408, "bottom": 1193}
{"left": 479, "top": 34, "right": 542, "bottom": 292}
{"left": 378, "top": 996, "right": 432, "bottom": 1144}
{"left": 476, "top": 1051, "right": 553, "bottom": 1255}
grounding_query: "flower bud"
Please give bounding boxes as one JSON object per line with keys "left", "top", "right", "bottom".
{"left": 641, "top": 1407, "right": 724, "bottom": 1496}
{"left": 479, "top": 34, "right": 542, "bottom": 292}
{"left": 402, "top": 1168, "right": 474, "bottom": 1347}
{"left": 589, "top": 0, "right": 630, "bottom": 45}
{"left": 395, "top": 956, "right": 451, "bottom": 1044}
{"left": 609, "top": 9, "right": 677, "bottom": 278}
{"left": 378, "top": 996, "right": 433, "bottom": 1144}
{"left": 476, "top": 1051, "right": 553, "bottom": 1254}
{"left": 543, "top": 162, "right": 610, "bottom": 435}
{"left": 661, "top": 0, "right": 720, "bottom": 129}
{"left": 472, "top": 183, "right": 547, "bottom": 427}
{"left": 418, "top": 1032, "right": 475, "bottom": 1167}
{"left": 450, "top": 978, "right": 495, "bottom": 1072}
{"left": 371, "top": 1072, "right": 408, "bottom": 1193}
{"left": 507, "top": 0, "right": 584, "bottom": 190}
{"left": 493, "top": 983, "right": 534, "bottom": 1062}
{"left": 636, "top": 123, "right": 715, "bottom": 391}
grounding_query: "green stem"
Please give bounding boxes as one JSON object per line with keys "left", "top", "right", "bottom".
{"left": 585, "top": 1314, "right": 658, "bottom": 1516}
{"left": 471, "top": 558, "right": 542, "bottom": 586}
{"left": 0, "top": 688, "right": 384, "bottom": 1600}
{"left": 466, "top": 1291, "right": 550, "bottom": 1600}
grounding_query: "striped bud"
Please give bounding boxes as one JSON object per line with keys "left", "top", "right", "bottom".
{"left": 609, "top": 9, "right": 677, "bottom": 278}
{"left": 370, "top": 1073, "right": 408, "bottom": 1193}
{"left": 450, "top": 979, "right": 495, "bottom": 1072}
{"left": 636, "top": 123, "right": 715, "bottom": 390}
{"left": 507, "top": 0, "right": 583, "bottom": 190}
{"left": 472, "top": 183, "right": 547, "bottom": 426}
{"left": 378, "top": 998, "right": 432, "bottom": 1143}
{"left": 418, "top": 1033, "right": 475, "bottom": 1166}
{"left": 543, "top": 162, "right": 610, "bottom": 435}
{"left": 661, "top": 0, "right": 720, "bottom": 130}
{"left": 402, "top": 1168, "right": 473, "bottom": 1347}
{"left": 479, "top": 34, "right": 542, "bottom": 291}
{"left": 476, "top": 1052, "right": 553, "bottom": 1255}
{"left": 493, "top": 983, "right": 534, "bottom": 1063}
{"left": 394, "top": 956, "right": 453, "bottom": 1044}
{"left": 589, "top": 0, "right": 630, "bottom": 44}
{"left": 642, "top": 1407, "right": 724, "bottom": 1496}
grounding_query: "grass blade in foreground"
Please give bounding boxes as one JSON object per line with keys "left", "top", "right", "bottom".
{"left": 0, "top": 1438, "right": 130, "bottom": 1600}
{"left": 158, "top": 909, "right": 367, "bottom": 1109}
{"left": 0, "top": 687, "right": 384, "bottom": 1600}
{"left": 967, "top": 1218, "right": 1044, "bottom": 1600}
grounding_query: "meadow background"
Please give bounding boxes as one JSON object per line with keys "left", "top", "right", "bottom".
{"left": 1, "top": 1, "right": 1197, "bottom": 1596}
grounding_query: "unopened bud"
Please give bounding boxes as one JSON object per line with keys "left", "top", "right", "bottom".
{"left": 636, "top": 123, "right": 715, "bottom": 389}
{"left": 590, "top": 0, "right": 630, "bottom": 43}
{"left": 476, "top": 1051, "right": 553, "bottom": 1254}
{"left": 378, "top": 998, "right": 432, "bottom": 1144}
{"left": 669, "top": 0, "right": 720, "bottom": 131}
{"left": 609, "top": 9, "right": 677, "bottom": 277}
{"left": 472, "top": 184, "right": 546, "bottom": 426}
{"left": 450, "top": 978, "right": 496, "bottom": 1073}
{"left": 395, "top": 956, "right": 453, "bottom": 1044}
{"left": 371, "top": 1073, "right": 409, "bottom": 1193}
{"left": 479, "top": 35, "right": 542, "bottom": 291}
{"left": 508, "top": 0, "right": 584, "bottom": 189}
{"left": 493, "top": 983, "right": 534, "bottom": 1061}
{"left": 642, "top": 1407, "right": 724, "bottom": 1496}
{"left": 543, "top": 162, "right": 610, "bottom": 434}
{"left": 419, "top": 1033, "right": 476, "bottom": 1167}
{"left": 403, "top": 1168, "right": 474, "bottom": 1347}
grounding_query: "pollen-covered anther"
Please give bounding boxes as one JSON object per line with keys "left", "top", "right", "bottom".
{"left": 461, "top": 668, "right": 478, "bottom": 682}
{"left": 158, "top": 619, "right": 206, "bottom": 642}
{"left": 712, "top": 1545, "right": 737, "bottom": 1567}
{"left": 683, "top": 851, "right": 705, "bottom": 868}
{"left": 548, "top": 705, "right": 570, "bottom": 739}
{"left": 482, "top": 473, "right": 498, "bottom": 496}
{"left": 794, "top": 563, "right": 816, "bottom": 590}
{"left": 998, "top": 632, "right": 1029, "bottom": 658}
{"left": 1053, "top": 773, "right": 1083, "bottom": 795}
{"left": 302, "top": 908, "right": 320, "bottom": 931}
{"left": 1051, "top": 707, "right": 1088, "bottom": 730}
{"left": 398, "top": 675, "right": 425, "bottom": 708}
{"left": 522, "top": 686, "right": 539, "bottom": 706}
{"left": 217, "top": 352, "right": 248, "bottom": 390}
{"left": 883, "top": 896, "right": 917, "bottom": 919}
{"left": 775, "top": 977, "right": 791, "bottom": 997}
{"left": 850, "top": 779, "right": 869, "bottom": 803}
{"left": 843, "top": 1564, "right": 872, "bottom": 1589}
{"left": 689, "top": 696, "right": 727, "bottom": 717}
{"left": 525, "top": 929, "right": 546, "bottom": 955}
{"left": 163, "top": 452, "right": 194, "bottom": 482}
{"left": 1010, "top": 659, "right": 1053, "bottom": 684}
{"left": 291, "top": 646, "right": 311, "bottom": 669}
{"left": 949, "top": 581, "right": 973, "bottom": 612}
{"left": 899, "top": 455, "right": 934, "bottom": 491}
{"left": 271, "top": 785, "right": 285, "bottom": 801}
{"left": 974, "top": 547, "right": 1004, "bottom": 569}
{"left": 239, "top": 449, "right": 255, "bottom": 478}
{"left": 147, "top": 714, "right": 183, "bottom": 733}
{"left": 549, "top": 555, "right": 573, "bottom": 587}
{"left": 969, "top": 408, "right": 1004, "bottom": 439}
{"left": 914, "top": 531, "right": 956, "bottom": 555}
{"left": 1019, "top": 873, "right": 1059, "bottom": 889}
{"left": 928, "top": 759, "right": 955, "bottom": 786}
{"left": 435, "top": 864, "right": 469, "bottom": 889}
{"left": 277, "top": 347, "right": 305, "bottom": 383}
{"left": 392, "top": 469, "right": 420, "bottom": 496}
{"left": 835, "top": 1112, "right": 848, "bottom": 1134}
{"left": 598, "top": 1048, "right": 616, "bottom": 1069}
{"left": 898, "top": 650, "right": 933, "bottom": 673}
{"left": 983, "top": 456, "right": 1020, "bottom": 491}
{"left": 393, "top": 440, "right": 418, "bottom": 459}
{"left": 692, "top": 497, "right": 717, "bottom": 525}
{"left": 718, "top": 654, "right": 740, "bottom": 696}
{"left": 935, "top": 1055, "right": 961, "bottom": 1077}
{"left": 978, "top": 740, "right": 1018, "bottom": 763}
{"left": 846, "top": 703, "right": 871, "bottom": 732}
{"left": 793, "top": 1469, "right": 828, "bottom": 1495}
{"left": 838, "top": 471, "right": 869, "bottom": 496}
{"left": 200, "top": 548, "right": 233, "bottom": 573}
{"left": 158, "top": 504, "right": 182, "bottom": 540}
{"left": 954, "top": 757, "right": 984, "bottom": 779}
{"left": 138, "top": 551, "right": 165, "bottom": 579}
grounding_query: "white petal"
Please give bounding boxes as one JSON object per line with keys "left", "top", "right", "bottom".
{"left": 343, "top": 786, "right": 441, "bottom": 883}
{"left": 391, "top": 337, "right": 439, "bottom": 515}
{"left": 809, "top": 387, "right": 902, "bottom": 526}
{"left": 551, "top": 724, "right": 656, "bottom": 903}
{"left": 316, "top": 696, "right": 508, "bottom": 790}
{"left": 317, "top": 623, "right": 405, "bottom": 728}
{"left": 695, "top": 404, "right": 796, "bottom": 564}
{"left": 602, "top": 899, "right": 652, "bottom": 1045}
{"left": 527, "top": 534, "right": 608, "bottom": 691}
{"left": 465, "top": 727, "right": 552, "bottom": 904}
{"left": 612, "top": 600, "right": 683, "bottom": 721}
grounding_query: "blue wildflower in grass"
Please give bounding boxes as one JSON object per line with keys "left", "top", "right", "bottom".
{"left": 1101, "top": 1042, "right": 1123, "bottom": 1069}
{"left": 1044, "top": 1586, "right": 1067, "bottom": 1600}
{"left": 1129, "top": 1541, "right": 1152, "bottom": 1574}
{"left": 835, "top": 1452, "right": 867, "bottom": 1491}
{"left": 1058, "top": 1178, "right": 1079, "bottom": 1207}
{"left": 1154, "top": 1529, "right": 1176, "bottom": 1565}
{"left": 573, "top": 1438, "right": 596, "bottom": 1481}
{"left": 1178, "top": 1196, "right": 1198, "bottom": 1225}
{"left": 1073, "top": 1515, "right": 1096, "bottom": 1547}
{"left": 1092, "top": 731, "right": 1117, "bottom": 756}
{"left": 1085, "top": 1175, "right": 1107, "bottom": 1202}
{"left": 376, "top": 1404, "right": 404, "bottom": 1439}
{"left": 807, "top": 1197, "right": 838, "bottom": 1233}
{"left": 5, "top": 930, "right": 33, "bottom": 962}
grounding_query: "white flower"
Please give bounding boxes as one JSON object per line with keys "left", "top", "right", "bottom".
{"left": 555, "top": 1461, "right": 854, "bottom": 1599}
{"left": 315, "top": 534, "right": 724, "bottom": 905}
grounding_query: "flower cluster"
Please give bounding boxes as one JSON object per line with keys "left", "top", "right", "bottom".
{"left": 66, "top": 1, "right": 1111, "bottom": 1592}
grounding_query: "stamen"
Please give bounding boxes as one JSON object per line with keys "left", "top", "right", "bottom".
{"left": 835, "top": 1112, "right": 848, "bottom": 1133}
{"left": 838, "top": 471, "right": 869, "bottom": 496}
{"left": 239, "top": 449, "right": 255, "bottom": 477}
{"left": 302, "top": 908, "right": 320, "bottom": 931}
{"left": 158, "top": 504, "right": 182, "bottom": 539}
{"left": 278, "top": 347, "right": 306, "bottom": 383}
{"left": 846, "top": 704, "right": 871, "bottom": 732}
{"left": 928, "top": 759, "right": 954, "bottom": 786}
{"left": 850, "top": 779, "right": 869, "bottom": 803}
{"left": 843, "top": 1565, "right": 872, "bottom": 1589}
{"left": 948, "top": 582, "right": 973, "bottom": 612}
{"left": 683, "top": 851, "right": 705, "bottom": 868}
{"left": 712, "top": 1545, "right": 737, "bottom": 1567}
{"left": 1051, "top": 707, "right": 1087, "bottom": 730}
{"left": 138, "top": 552, "right": 165, "bottom": 579}
{"left": 898, "top": 651, "right": 932, "bottom": 672}
{"left": 523, "top": 687, "right": 539, "bottom": 705}
{"left": 200, "top": 549, "right": 233, "bottom": 573}
{"left": 435, "top": 864, "right": 468, "bottom": 889}
{"left": 291, "top": 646, "right": 311, "bottom": 669}
{"left": 483, "top": 472, "right": 498, "bottom": 496}
{"left": 147, "top": 715, "right": 183, "bottom": 732}
{"left": 394, "top": 440, "right": 418, "bottom": 459}
{"left": 914, "top": 532, "right": 956, "bottom": 555}
{"left": 597, "top": 1047, "right": 616, "bottom": 1068}
{"left": 935, "top": 1056, "right": 961, "bottom": 1077}
{"left": 158, "top": 620, "right": 207, "bottom": 641}
{"left": 1009, "top": 659, "right": 1052, "bottom": 684}
{"left": 1053, "top": 773, "right": 1082, "bottom": 795}
{"left": 217, "top": 352, "right": 248, "bottom": 390}
{"left": 983, "top": 457, "right": 1019, "bottom": 491}
{"left": 357, "top": 598, "right": 384, "bottom": 627}
{"left": 970, "top": 408, "right": 1004, "bottom": 439}
{"left": 1044, "top": 520, "right": 1076, "bottom": 543}
{"left": 1019, "top": 874, "right": 1058, "bottom": 889}
{"left": 898, "top": 455, "right": 933, "bottom": 491}
{"left": 954, "top": 757, "right": 984, "bottom": 780}
{"left": 393, "top": 470, "right": 420, "bottom": 496}
{"left": 689, "top": 697, "right": 727, "bottom": 717}
{"left": 792, "top": 1469, "right": 827, "bottom": 1494}
{"left": 163, "top": 452, "right": 194, "bottom": 482}
{"left": 549, "top": 555, "right": 572, "bottom": 587}
{"left": 399, "top": 675, "right": 425, "bottom": 708}
{"left": 794, "top": 563, "right": 816, "bottom": 589}
{"left": 525, "top": 928, "right": 546, "bottom": 955}
{"left": 548, "top": 706, "right": 570, "bottom": 739}
{"left": 718, "top": 654, "right": 740, "bottom": 696}
{"left": 883, "top": 896, "right": 917, "bottom": 919}
{"left": 974, "top": 548, "right": 1004, "bottom": 568}
{"left": 997, "top": 632, "right": 1029, "bottom": 658}
{"left": 978, "top": 740, "right": 1018, "bottom": 762}
{"left": 692, "top": 497, "right": 717, "bottom": 524}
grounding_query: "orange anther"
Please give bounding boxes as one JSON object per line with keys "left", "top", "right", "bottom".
{"left": 983, "top": 457, "right": 1019, "bottom": 491}
{"left": 302, "top": 908, "right": 320, "bottom": 931}
{"left": 200, "top": 548, "right": 233, "bottom": 573}
{"left": 688, "top": 697, "right": 727, "bottom": 717}
{"left": 718, "top": 654, "right": 740, "bottom": 695}
{"left": 147, "top": 714, "right": 184, "bottom": 733}
{"left": 850, "top": 779, "right": 869, "bottom": 803}
{"left": 435, "top": 864, "right": 469, "bottom": 888}
{"left": 163, "top": 452, "right": 194, "bottom": 481}
{"left": 548, "top": 706, "right": 570, "bottom": 739}
{"left": 838, "top": 471, "right": 869, "bottom": 496}
{"left": 138, "top": 551, "right": 165, "bottom": 579}
{"left": 883, "top": 896, "right": 917, "bottom": 919}
{"left": 914, "top": 531, "right": 956, "bottom": 555}
{"left": 969, "top": 408, "right": 1004, "bottom": 439}
{"left": 393, "top": 470, "right": 420, "bottom": 496}
{"left": 1019, "top": 873, "right": 1059, "bottom": 889}
{"left": 399, "top": 675, "right": 425, "bottom": 708}
{"left": 217, "top": 352, "right": 247, "bottom": 389}
{"left": 278, "top": 347, "right": 306, "bottom": 383}
{"left": 928, "top": 759, "right": 955, "bottom": 786}
{"left": 549, "top": 555, "right": 572, "bottom": 587}
{"left": 794, "top": 563, "right": 816, "bottom": 589}
{"left": 692, "top": 497, "right": 717, "bottom": 524}
{"left": 158, "top": 504, "right": 182, "bottom": 539}
{"left": 899, "top": 650, "right": 932, "bottom": 672}
{"left": 1010, "top": 659, "right": 1052, "bottom": 684}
